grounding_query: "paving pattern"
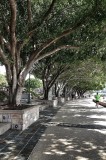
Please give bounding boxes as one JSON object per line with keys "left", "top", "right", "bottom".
{"left": 28, "top": 98, "right": 106, "bottom": 160}
{"left": 1, "top": 98, "right": 106, "bottom": 160}
{"left": 0, "top": 107, "right": 60, "bottom": 160}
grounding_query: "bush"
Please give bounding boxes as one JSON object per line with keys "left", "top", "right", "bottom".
{"left": 0, "top": 91, "right": 8, "bottom": 102}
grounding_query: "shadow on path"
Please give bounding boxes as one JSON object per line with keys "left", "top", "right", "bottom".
{"left": 0, "top": 107, "right": 60, "bottom": 160}
{"left": 58, "top": 123, "right": 106, "bottom": 129}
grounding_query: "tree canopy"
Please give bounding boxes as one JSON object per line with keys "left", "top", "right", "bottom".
{"left": 59, "top": 58, "right": 106, "bottom": 95}
{"left": 0, "top": 0, "right": 106, "bottom": 105}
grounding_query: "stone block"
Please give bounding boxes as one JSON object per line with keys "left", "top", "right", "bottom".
{"left": 0, "top": 105, "right": 39, "bottom": 131}
{"left": 0, "top": 122, "right": 11, "bottom": 135}
{"left": 52, "top": 99, "right": 58, "bottom": 107}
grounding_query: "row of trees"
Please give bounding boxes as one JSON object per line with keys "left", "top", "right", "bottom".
{"left": 32, "top": 57, "right": 106, "bottom": 99}
{"left": 1, "top": 55, "right": 105, "bottom": 101}
{"left": 0, "top": 0, "right": 106, "bottom": 106}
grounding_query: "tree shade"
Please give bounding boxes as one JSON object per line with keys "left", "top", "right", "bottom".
{"left": 0, "top": 0, "right": 106, "bottom": 106}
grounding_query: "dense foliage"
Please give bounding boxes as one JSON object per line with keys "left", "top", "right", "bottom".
{"left": 0, "top": 0, "right": 106, "bottom": 104}
{"left": 0, "top": 74, "right": 7, "bottom": 87}
{"left": 25, "top": 78, "right": 42, "bottom": 89}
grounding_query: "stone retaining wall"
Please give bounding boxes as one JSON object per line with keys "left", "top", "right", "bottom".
{"left": 0, "top": 97, "right": 71, "bottom": 131}
{"left": 0, "top": 105, "right": 39, "bottom": 130}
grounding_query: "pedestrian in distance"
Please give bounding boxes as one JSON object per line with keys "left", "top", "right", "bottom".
{"left": 94, "top": 92, "right": 101, "bottom": 108}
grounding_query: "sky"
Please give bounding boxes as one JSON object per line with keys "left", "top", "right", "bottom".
{"left": 0, "top": 65, "right": 34, "bottom": 79}
{"left": 0, "top": 66, "right": 6, "bottom": 75}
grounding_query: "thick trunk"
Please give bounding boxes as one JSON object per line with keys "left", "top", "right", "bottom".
{"left": 54, "top": 83, "right": 58, "bottom": 97}
{"left": 8, "top": 84, "right": 23, "bottom": 106}
{"left": 7, "top": 67, "right": 27, "bottom": 106}
{"left": 15, "top": 86, "right": 23, "bottom": 105}
{"left": 42, "top": 77, "right": 49, "bottom": 100}
{"left": 43, "top": 88, "right": 49, "bottom": 100}
{"left": 62, "top": 86, "right": 66, "bottom": 98}
{"left": 54, "top": 83, "right": 61, "bottom": 97}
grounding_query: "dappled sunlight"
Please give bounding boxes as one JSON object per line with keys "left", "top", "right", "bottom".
{"left": 1, "top": 98, "right": 106, "bottom": 159}
{"left": 57, "top": 138, "right": 73, "bottom": 145}
{"left": 39, "top": 138, "right": 47, "bottom": 142}
{"left": 49, "top": 149, "right": 66, "bottom": 155}
{"left": 0, "top": 139, "right": 19, "bottom": 159}
{"left": 62, "top": 115, "right": 67, "bottom": 118}
{"left": 5, "top": 140, "right": 15, "bottom": 144}
{"left": 39, "top": 98, "right": 106, "bottom": 159}
{"left": 83, "top": 142, "right": 97, "bottom": 150}
{"left": 43, "top": 138, "right": 73, "bottom": 156}
{"left": 98, "top": 150, "right": 106, "bottom": 160}
{"left": 76, "top": 156, "right": 89, "bottom": 160}
{"left": 93, "top": 129, "right": 106, "bottom": 135}
{"left": 44, "top": 150, "right": 66, "bottom": 155}
{"left": 51, "top": 117, "right": 57, "bottom": 120}
{"left": 0, "top": 152, "right": 11, "bottom": 159}
{"left": 94, "top": 121, "right": 106, "bottom": 126}
{"left": 65, "top": 145, "right": 75, "bottom": 150}
{"left": 74, "top": 114, "right": 82, "bottom": 117}
{"left": 41, "top": 131, "right": 106, "bottom": 159}
{"left": 87, "top": 115, "right": 106, "bottom": 119}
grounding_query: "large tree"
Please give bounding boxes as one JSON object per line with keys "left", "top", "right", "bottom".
{"left": 32, "top": 51, "right": 73, "bottom": 99}
{"left": 58, "top": 58, "right": 106, "bottom": 96}
{"left": 0, "top": 0, "right": 105, "bottom": 106}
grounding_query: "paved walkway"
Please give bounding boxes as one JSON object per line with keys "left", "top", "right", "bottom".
{"left": 0, "top": 105, "right": 60, "bottom": 160}
{"left": 0, "top": 98, "right": 106, "bottom": 160}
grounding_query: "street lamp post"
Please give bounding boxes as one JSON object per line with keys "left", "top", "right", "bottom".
{"left": 27, "top": 71, "right": 31, "bottom": 103}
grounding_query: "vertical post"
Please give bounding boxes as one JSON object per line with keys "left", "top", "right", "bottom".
{"left": 27, "top": 71, "right": 31, "bottom": 103}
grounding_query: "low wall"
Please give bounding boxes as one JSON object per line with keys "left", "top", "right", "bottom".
{"left": 66, "top": 97, "right": 70, "bottom": 101}
{"left": 0, "top": 105, "right": 39, "bottom": 130}
{"left": 58, "top": 97, "right": 66, "bottom": 105}
{"left": 52, "top": 99, "right": 58, "bottom": 107}
{"left": 40, "top": 99, "right": 58, "bottom": 107}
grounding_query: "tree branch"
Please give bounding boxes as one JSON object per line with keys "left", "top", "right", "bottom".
{"left": 26, "top": 19, "right": 84, "bottom": 65}
{"left": 48, "top": 67, "right": 66, "bottom": 89}
{"left": 28, "top": 0, "right": 57, "bottom": 36}
{"left": 41, "top": 0, "right": 56, "bottom": 23}
{"left": 27, "top": 0, "right": 32, "bottom": 24}
{"left": 9, "top": 0, "right": 17, "bottom": 56}
{"left": 37, "top": 45, "right": 79, "bottom": 61}
{"left": 18, "top": 0, "right": 57, "bottom": 51}
{"left": 21, "top": 4, "right": 97, "bottom": 78}
{"left": 19, "top": 1, "right": 97, "bottom": 55}
{"left": 0, "top": 47, "right": 9, "bottom": 65}
{"left": 22, "top": 45, "right": 79, "bottom": 78}
{"left": 1, "top": 36, "right": 11, "bottom": 52}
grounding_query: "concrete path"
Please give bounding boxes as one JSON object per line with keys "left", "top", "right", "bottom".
{"left": 0, "top": 98, "right": 106, "bottom": 160}
{"left": 28, "top": 98, "right": 106, "bottom": 160}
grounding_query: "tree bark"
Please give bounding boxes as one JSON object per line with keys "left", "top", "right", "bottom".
{"left": 43, "top": 87, "right": 49, "bottom": 100}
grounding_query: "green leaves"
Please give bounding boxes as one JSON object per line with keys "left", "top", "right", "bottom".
{"left": 25, "top": 78, "right": 42, "bottom": 90}
{"left": 0, "top": 74, "right": 7, "bottom": 87}
{"left": 59, "top": 58, "right": 106, "bottom": 91}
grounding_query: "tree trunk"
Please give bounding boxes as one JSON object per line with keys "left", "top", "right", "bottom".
{"left": 62, "top": 86, "right": 66, "bottom": 98}
{"left": 54, "top": 83, "right": 59, "bottom": 97}
{"left": 7, "top": 66, "right": 27, "bottom": 107}
{"left": 8, "top": 83, "right": 24, "bottom": 106}
{"left": 15, "top": 86, "right": 24, "bottom": 105}
{"left": 43, "top": 88, "right": 49, "bottom": 100}
{"left": 42, "top": 76, "right": 51, "bottom": 100}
